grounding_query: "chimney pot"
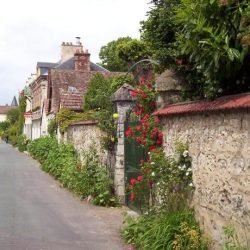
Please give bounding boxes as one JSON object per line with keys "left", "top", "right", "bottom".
{"left": 75, "top": 37, "right": 81, "bottom": 45}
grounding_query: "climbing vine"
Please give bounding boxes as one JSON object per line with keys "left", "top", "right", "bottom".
{"left": 125, "top": 78, "right": 193, "bottom": 210}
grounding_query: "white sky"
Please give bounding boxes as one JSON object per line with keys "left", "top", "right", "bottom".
{"left": 0, "top": 0, "right": 150, "bottom": 105}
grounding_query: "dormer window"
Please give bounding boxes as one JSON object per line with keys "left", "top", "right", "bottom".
{"left": 68, "top": 86, "right": 77, "bottom": 93}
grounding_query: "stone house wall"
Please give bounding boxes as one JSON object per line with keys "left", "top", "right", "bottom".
{"left": 161, "top": 109, "right": 250, "bottom": 248}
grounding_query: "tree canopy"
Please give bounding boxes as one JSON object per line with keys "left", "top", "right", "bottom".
{"left": 99, "top": 37, "right": 151, "bottom": 72}
{"left": 140, "top": 0, "right": 250, "bottom": 99}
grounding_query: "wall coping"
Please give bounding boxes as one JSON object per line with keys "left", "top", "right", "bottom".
{"left": 154, "top": 92, "right": 250, "bottom": 117}
{"left": 69, "top": 120, "right": 98, "bottom": 126}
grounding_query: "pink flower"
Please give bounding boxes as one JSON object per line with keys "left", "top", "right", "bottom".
{"left": 154, "top": 117, "right": 160, "bottom": 123}
{"left": 130, "top": 193, "right": 136, "bottom": 200}
{"left": 130, "top": 90, "right": 138, "bottom": 97}
{"left": 158, "top": 132, "right": 163, "bottom": 139}
{"left": 156, "top": 139, "right": 163, "bottom": 145}
{"left": 137, "top": 175, "right": 144, "bottom": 181}
{"left": 130, "top": 178, "right": 137, "bottom": 185}
{"left": 136, "top": 125, "right": 142, "bottom": 131}
{"left": 125, "top": 127, "right": 133, "bottom": 136}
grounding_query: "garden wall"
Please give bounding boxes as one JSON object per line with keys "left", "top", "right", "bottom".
{"left": 64, "top": 121, "right": 104, "bottom": 159}
{"left": 156, "top": 94, "right": 250, "bottom": 248}
{"left": 64, "top": 121, "right": 116, "bottom": 174}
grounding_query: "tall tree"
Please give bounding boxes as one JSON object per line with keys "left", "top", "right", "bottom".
{"left": 140, "top": 0, "right": 180, "bottom": 68}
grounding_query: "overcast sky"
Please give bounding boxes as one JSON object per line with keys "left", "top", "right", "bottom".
{"left": 0, "top": 0, "right": 150, "bottom": 105}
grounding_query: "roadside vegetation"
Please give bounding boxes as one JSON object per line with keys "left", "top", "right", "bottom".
{"left": 27, "top": 136, "right": 118, "bottom": 207}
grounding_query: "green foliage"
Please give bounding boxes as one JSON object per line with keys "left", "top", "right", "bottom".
{"left": 175, "top": 0, "right": 250, "bottom": 98}
{"left": 18, "top": 95, "right": 26, "bottom": 135}
{"left": 130, "top": 145, "right": 193, "bottom": 212}
{"left": 99, "top": 36, "right": 151, "bottom": 71}
{"left": 7, "top": 108, "right": 19, "bottom": 124}
{"left": 47, "top": 118, "right": 57, "bottom": 137}
{"left": 223, "top": 226, "right": 250, "bottom": 250}
{"left": 84, "top": 73, "right": 132, "bottom": 150}
{"left": 43, "top": 142, "right": 77, "bottom": 180}
{"left": 84, "top": 73, "right": 132, "bottom": 111}
{"left": 17, "top": 135, "right": 30, "bottom": 152}
{"left": 116, "top": 39, "right": 151, "bottom": 66}
{"left": 141, "top": 0, "right": 250, "bottom": 99}
{"left": 140, "top": 0, "right": 179, "bottom": 69}
{"left": 28, "top": 136, "right": 58, "bottom": 163}
{"left": 32, "top": 106, "right": 40, "bottom": 112}
{"left": 56, "top": 108, "right": 94, "bottom": 133}
{"left": 2, "top": 100, "right": 26, "bottom": 145}
{"left": 122, "top": 210, "right": 208, "bottom": 250}
{"left": 99, "top": 37, "right": 132, "bottom": 71}
{"left": 84, "top": 73, "right": 112, "bottom": 111}
{"left": 0, "top": 121, "right": 10, "bottom": 139}
{"left": 5, "top": 123, "right": 19, "bottom": 145}
{"left": 27, "top": 137, "right": 118, "bottom": 207}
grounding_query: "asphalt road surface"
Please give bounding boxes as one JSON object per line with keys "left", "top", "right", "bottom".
{"left": 0, "top": 140, "right": 126, "bottom": 250}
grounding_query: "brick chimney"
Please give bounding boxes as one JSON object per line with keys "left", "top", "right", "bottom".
{"left": 74, "top": 49, "right": 90, "bottom": 72}
{"left": 61, "top": 38, "right": 83, "bottom": 63}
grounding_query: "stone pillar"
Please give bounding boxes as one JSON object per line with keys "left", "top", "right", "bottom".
{"left": 112, "top": 84, "right": 135, "bottom": 203}
{"left": 155, "top": 69, "right": 183, "bottom": 108}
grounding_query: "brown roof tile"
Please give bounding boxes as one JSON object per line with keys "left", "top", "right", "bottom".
{"left": 0, "top": 106, "right": 17, "bottom": 114}
{"left": 60, "top": 90, "right": 84, "bottom": 111}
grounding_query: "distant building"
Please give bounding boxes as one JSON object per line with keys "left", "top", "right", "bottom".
{"left": 0, "top": 96, "right": 18, "bottom": 122}
{"left": 23, "top": 38, "right": 110, "bottom": 140}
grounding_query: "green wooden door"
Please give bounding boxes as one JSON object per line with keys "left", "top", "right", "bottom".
{"left": 124, "top": 121, "right": 148, "bottom": 212}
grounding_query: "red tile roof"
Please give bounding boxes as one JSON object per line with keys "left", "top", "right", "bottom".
{"left": 0, "top": 106, "right": 16, "bottom": 114}
{"left": 49, "top": 69, "right": 90, "bottom": 113}
{"left": 154, "top": 93, "right": 250, "bottom": 116}
{"left": 60, "top": 90, "right": 84, "bottom": 111}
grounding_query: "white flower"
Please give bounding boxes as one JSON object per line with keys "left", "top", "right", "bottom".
{"left": 186, "top": 172, "right": 189, "bottom": 176}
{"left": 183, "top": 150, "right": 189, "bottom": 158}
{"left": 151, "top": 172, "right": 155, "bottom": 177}
{"left": 148, "top": 152, "right": 151, "bottom": 155}
{"left": 187, "top": 168, "right": 192, "bottom": 172}
{"left": 179, "top": 165, "right": 186, "bottom": 171}
{"left": 189, "top": 183, "right": 193, "bottom": 187}
{"left": 151, "top": 162, "right": 155, "bottom": 165}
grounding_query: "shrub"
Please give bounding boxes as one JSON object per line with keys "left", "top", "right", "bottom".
{"left": 27, "top": 137, "right": 118, "bottom": 207}
{"left": 47, "top": 118, "right": 57, "bottom": 137}
{"left": 17, "top": 135, "right": 30, "bottom": 152}
{"left": 27, "top": 136, "right": 58, "bottom": 163}
{"left": 122, "top": 210, "right": 208, "bottom": 250}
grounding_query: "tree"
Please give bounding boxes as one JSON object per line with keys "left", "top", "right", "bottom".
{"left": 99, "top": 37, "right": 132, "bottom": 71}
{"left": 175, "top": 0, "right": 250, "bottom": 98}
{"left": 7, "top": 108, "right": 19, "bottom": 124}
{"left": 18, "top": 95, "right": 26, "bottom": 134}
{"left": 140, "top": 0, "right": 180, "bottom": 68}
{"left": 84, "top": 73, "right": 132, "bottom": 111}
{"left": 99, "top": 37, "right": 151, "bottom": 72}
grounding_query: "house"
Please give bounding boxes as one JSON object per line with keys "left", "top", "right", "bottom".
{"left": 0, "top": 97, "right": 18, "bottom": 122}
{"left": 24, "top": 38, "right": 110, "bottom": 140}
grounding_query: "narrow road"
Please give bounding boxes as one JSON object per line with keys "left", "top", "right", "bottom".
{"left": 0, "top": 140, "right": 126, "bottom": 250}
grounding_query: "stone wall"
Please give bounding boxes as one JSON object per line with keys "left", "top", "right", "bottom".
{"left": 65, "top": 121, "right": 104, "bottom": 158}
{"left": 161, "top": 109, "right": 250, "bottom": 248}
